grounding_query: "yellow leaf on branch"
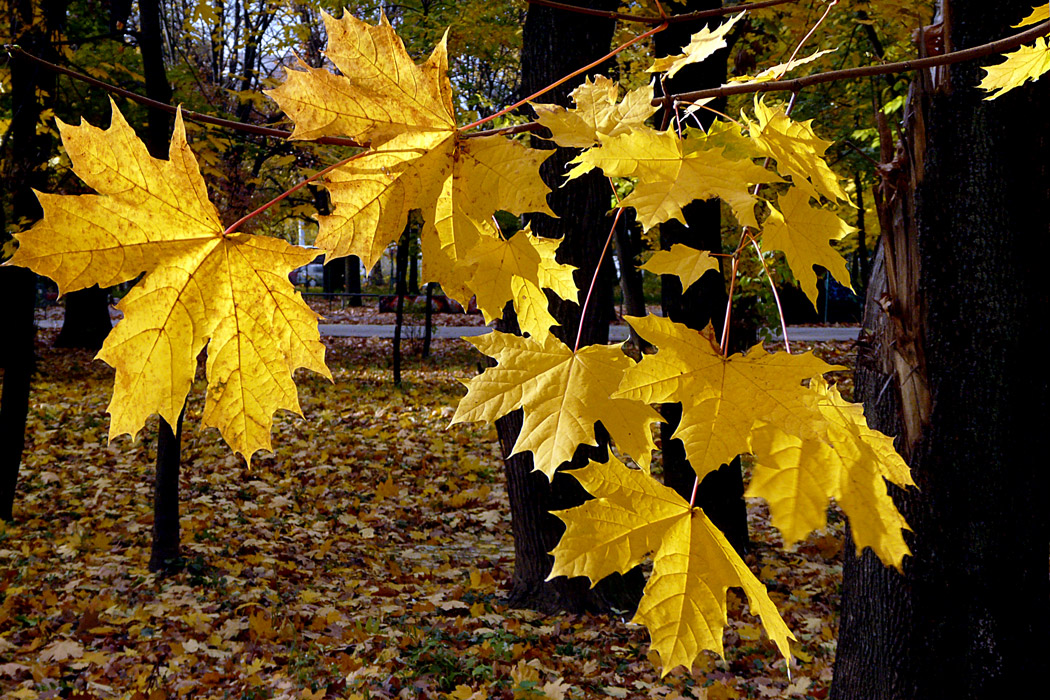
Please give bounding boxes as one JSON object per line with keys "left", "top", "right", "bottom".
{"left": 549, "top": 454, "right": 794, "bottom": 675}
{"left": 8, "top": 101, "right": 330, "bottom": 463}
{"left": 533, "top": 75, "right": 657, "bottom": 148}
{"left": 761, "top": 186, "right": 856, "bottom": 306}
{"left": 640, "top": 243, "right": 720, "bottom": 292}
{"left": 979, "top": 36, "right": 1050, "bottom": 100}
{"left": 268, "top": 12, "right": 556, "bottom": 313}
{"left": 570, "top": 126, "right": 778, "bottom": 229}
{"left": 615, "top": 314, "right": 835, "bottom": 480}
{"left": 451, "top": 332, "right": 660, "bottom": 478}
{"left": 648, "top": 13, "right": 745, "bottom": 79}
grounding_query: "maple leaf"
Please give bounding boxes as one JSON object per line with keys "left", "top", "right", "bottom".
{"left": 640, "top": 243, "right": 719, "bottom": 292}
{"left": 8, "top": 101, "right": 330, "bottom": 462}
{"left": 761, "top": 186, "right": 856, "bottom": 306}
{"left": 745, "top": 98, "right": 850, "bottom": 203}
{"left": 451, "top": 332, "right": 661, "bottom": 478}
{"left": 979, "top": 36, "right": 1050, "bottom": 100}
{"left": 747, "top": 379, "right": 914, "bottom": 568}
{"left": 549, "top": 454, "right": 794, "bottom": 674}
{"left": 269, "top": 12, "right": 555, "bottom": 311}
{"left": 1014, "top": 5, "right": 1049, "bottom": 27}
{"left": 570, "top": 127, "right": 779, "bottom": 229}
{"left": 532, "top": 75, "right": 657, "bottom": 148}
{"left": 728, "top": 48, "right": 836, "bottom": 84}
{"left": 615, "top": 314, "right": 836, "bottom": 480}
{"left": 648, "top": 13, "right": 745, "bottom": 79}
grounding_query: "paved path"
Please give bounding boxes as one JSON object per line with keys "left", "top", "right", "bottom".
{"left": 36, "top": 319, "right": 860, "bottom": 343}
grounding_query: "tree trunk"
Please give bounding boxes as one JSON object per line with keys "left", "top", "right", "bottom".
{"left": 498, "top": 0, "right": 644, "bottom": 614}
{"left": 393, "top": 228, "right": 410, "bottom": 386}
{"left": 831, "top": 3, "right": 1048, "bottom": 698}
{"left": 651, "top": 0, "right": 748, "bottom": 554}
{"left": 0, "top": 0, "right": 66, "bottom": 520}
{"left": 345, "top": 256, "right": 362, "bottom": 306}
{"left": 613, "top": 210, "right": 648, "bottom": 352}
{"left": 55, "top": 285, "right": 111, "bottom": 350}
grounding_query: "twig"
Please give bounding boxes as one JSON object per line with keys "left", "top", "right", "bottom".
{"left": 3, "top": 45, "right": 364, "bottom": 148}
{"left": 525, "top": 0, "right": 799, "bottom": 25}
{"left": 660, "top": 20, "right": 1050, "bottom": 105}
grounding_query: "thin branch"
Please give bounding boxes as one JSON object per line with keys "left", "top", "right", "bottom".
{"left": 662, "top": 20, "right": 1050, "bottom": 105}
{"left": 525, "top": 0, "right": 800, "bottom": 25}
{"left": 3, "top": 45, "right": 364, "bottom": 149}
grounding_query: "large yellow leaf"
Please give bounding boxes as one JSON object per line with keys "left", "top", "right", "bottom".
{"left": 8, "top": 102, "right": 330, "bottom": 462}
{"left": 455, "top": 226, "right": 577, "bottom": 338}
{"left": 647, "top": 13, "right": 745, "bottom": 79}
{"left": 451, "top": 332, "right": 661, "bottom": 478}
{"left": 549, "top": 454, "right": 794, "bottom": 674}
{"left": 746, "top": 98, "right": 850, "bottom": 204}
{"left": 533, "top": 75, "right": 657, "bottom": 148}
{"left": 640, "top": 243, "right": 719, "bottom": 292}
{"left": 570, "top": 127, "right": 779, "bottom": 228}
{"left": 269, "top": 12, "right": 556, "bottom": 313}
{"left": 748, "top": 380, "right": 914, "bottom": 568}
{"left": 761, "top": 186, "right": 855, "bottom": 306}
{"left": 979, "top": 36, "right": 1050, "bottom": 100}
{"left": 615, "top": 314, "right": 836, "bottom": 479}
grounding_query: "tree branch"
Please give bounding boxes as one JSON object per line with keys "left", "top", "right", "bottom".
{"left": 525, "top": 0, "right": 799, "bottom": 24}
{"left": 660, "top": 20, "right": 1050, "bottom": 105}
{"left": 3, "top": 45, "right": 364, "bottom": 149}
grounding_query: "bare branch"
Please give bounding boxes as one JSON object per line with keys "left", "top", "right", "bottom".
{"left": 525, "top": 0, "right": 800, "bottom": 25}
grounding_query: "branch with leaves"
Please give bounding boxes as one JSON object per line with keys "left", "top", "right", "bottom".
{"left": 6, "top": 2, "right": 1047, "bottom": 678}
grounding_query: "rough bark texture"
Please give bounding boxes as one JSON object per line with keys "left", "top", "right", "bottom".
{"left": 0, "top": 0, "right": 64, "bottom": 520}
{"left": 497, "top": 0, "right": 644, "bottom": 614}
{"left": 831, "top": 3, "right": 1049, "bottom": 698}
{"left": 55, "top": 285, "right": 111, "bottom": 350}
{"left": 149, "top": 415, "right": 184, "bottom": 572}
{"left": 652, "top": 0, "right": 748, "bottom": 554}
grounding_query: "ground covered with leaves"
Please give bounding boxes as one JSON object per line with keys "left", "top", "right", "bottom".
{"left": 1, "top": 330, "right": 857, "bottom": 699}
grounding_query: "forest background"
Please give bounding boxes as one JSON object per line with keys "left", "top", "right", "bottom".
{"left": 0, "top": 0, "right": 1046, "bottom": 699}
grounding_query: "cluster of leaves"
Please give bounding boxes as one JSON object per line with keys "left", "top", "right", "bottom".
{"left": 0, "top": 331, "right": 854, "bottom": 698}
{"left": 12, "top": 1, "right": 1045, "bottom": 678}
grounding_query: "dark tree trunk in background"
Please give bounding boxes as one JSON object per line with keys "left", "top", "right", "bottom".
{"left": 393, "top": 229, "right": 410, "bottom": 386}
{"left": 137, "top": 0, "right": 185, "bottom": 574}
{"left": 831, "top": 3, "right": 1048, "bottom": 698}
{"left": 422, "top": 282, "right": 434, "bottom": 358}
{"left": 345, "top": 256, "right": 362, "bottom": 306}
{"left": 55, "top": 286, "right": 111, "bottom": 350}
{"left": 498, "top": 0, "right": 643, "bottom": 615}
{"left": 613, "top": 210, "right": 648, "bottom": 352}
{"left": 651, "top": 0, "right": 748, "bottom": 554}
{"left": 0, "top": 0, "right": 66, "bottom": 520}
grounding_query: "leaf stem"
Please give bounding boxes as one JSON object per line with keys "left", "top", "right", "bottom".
{"left": 574, "top": 205, "right": 623, "bottom": 353}
{"left": 459, "top": 21, "right": 669, "bottom": 133}
{"left": 786, "top": 0, "right": 838, "bottom": 66}
{"left": 689, "top": 476, "right": 700, "bottom": 508}
{"left": 223, "top": 154, "right": 361, "bottom": 236}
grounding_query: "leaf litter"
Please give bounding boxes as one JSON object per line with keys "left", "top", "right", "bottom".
{"left": 1, "top": 330, "right": 856, "bottom": 699}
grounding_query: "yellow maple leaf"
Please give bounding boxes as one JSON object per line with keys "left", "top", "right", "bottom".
{"left": 570, "top": 127, "right": 779, "bottom": 229}
{"left": 979, "top": 36, "right": 1050, "bottom": 100}
{"left": 640, "top": 243, "right": 719, "bottom": 292}
{"left": 615, "top": 314, "right": 836, "bottom": 480}
{"left": 268, "top": 12, "right": 555, "bottom": 306}
{"left": 549, "top": 454, "right": 794, "bottom": 674}
{"left": 747, "top": 380, "right": 914, "bottom": 568}
{"left": 746, "top": 98, "right": 850, "bottom": 204}
{"left": 451, "top": 332, "right": 661, "bottom": 478}
{"left": 1014, "top": 5, "right": 1049, "bottom": 27}
{"left": 761, "top": 186, "right": 856, "bottom": 306}
{"left": 456, "top": 225, "right": 577, "bottom": 325}
{"left": 8, "top": 102, "right": 330, "bottom": 462}
{"left": 729, "top": 48, "right": 836, "bottom": 84}
{"left": 648, "top": 13, "right": 745, "bottom": 79}
{"left": 533, "top": 75, "right": 657, "bottom": 148}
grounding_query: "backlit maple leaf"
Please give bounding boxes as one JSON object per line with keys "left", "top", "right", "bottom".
{"left": 979, "top": 36, "right": 1050, "bottom": 100}
{"left": 640, "top": 243, "right": 719, "bottom": 292}
{"left": 549, "top": 454, "right": 794, "bottom": 674}
{"left": 268, "top": 11, "right": 555, "bottom": 311}
{"left": 533, "top": 75, "right": 657, "bottom": 148}
{"left": 8, "top": 102, "right": 330, "bottom": 462}
{"left": 451, "top": 332, "right": 661, "bottom": 478}
{"left": 761, "top": 186, "right": 855, "bottom": 306}
{"left": 647, "top": 13, "right": 745, "bottom": 79}
{"left": 570, "top": 126, "right": 779, "bottom": 228}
